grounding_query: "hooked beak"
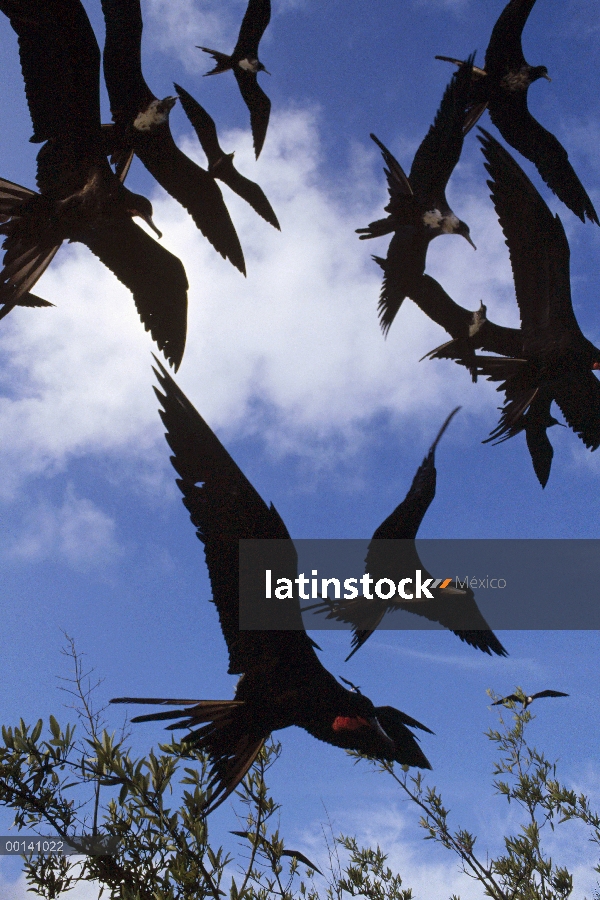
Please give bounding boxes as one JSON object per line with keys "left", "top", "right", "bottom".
{"left": 141, "top": 212, "right": 162, "bottom": 239}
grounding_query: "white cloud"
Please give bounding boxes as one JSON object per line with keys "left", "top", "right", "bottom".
{"left": 0, "top": 107, "right": 513, "bottom": 496}
{"left": 4, "top": 485, "right": 121, "bottom": 570}
{"left": 371, "top": 641, "right": 545, "bottom": 674}
{"left": 144, "top": 0, "right": 233, "bottom": 71}
{"left": 0, "top": 869, "right": 101, "bottom": 900}
{"left": 297, "top": 795, "right": 600, "bottom": 900}
{"left": 143, "top": 0, "right": 307, "bottom": 71}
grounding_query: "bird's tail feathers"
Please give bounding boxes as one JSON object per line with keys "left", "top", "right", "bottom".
{"left": 198, "top": 47, "right": 233, "bottom": 74}
{"left": 0, "top": 177, "right": 36, "bottom": 223}
{"left": 112, "top": 697, "right": 265, "bottom": 815}
{"left": 421, "top": 338, "right": 478, "bottom": 382}
{"left": 0, "top": 243, "right": 60, "bottom": 317}
{"left": 476, "top": 356, "right": 529, "bottom": 389}
{"left": 483, "top": 387, "right": 539, "bottom": 445}
{"left": 356, "top": 217, "right": 396, "bottom": 240}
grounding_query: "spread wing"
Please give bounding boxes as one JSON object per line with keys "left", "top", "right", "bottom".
{"left": 487, "top": 97, "right": 598, "bottom": 225}
{"left": 409, "top": 57, "right": 474, "bottom": 206}
{"left": 174, "top": 84, "right": 223, "bottom": 166}
{"left": 174, "top": 84, "right": 280, "bottom": 229}
{"left": 134, "top": 127, "right": 246, "bottom": 274}
{"left": 553, "top": 372, "right": 600, "bottom": 451}
{"left": 312, "top": 409, "right": 507, "bottom": 658}
{"left": 478, "top": 129, "right": 583, "bottom": 351}
{"left": 413, "top": 275, "right": 523, "bottom": 357}
{"left": 0, "top": 0, "right": 101, "bottom": 145}
{"left": 233, "top": 0, "right": 271, "bottom": 59}
{"left": 101, "top": 0, "right": 156, "bottom": 122}
{"left": 484, "top": 0, "right": 537, "bottom": 73}
{"left": 152, "top": 361, "right": 321, "bottom": 675}
{"left": 82, "top": 218, "right": 188, "bottom": 370}
{"left": 368, "top": 133, "right": 413, "bottom": 217}
{"left": 372, "top": 408, "right": 461, "bottom": 542}
{"left": 234, "top": 70, "right": 271, "bottom": 159}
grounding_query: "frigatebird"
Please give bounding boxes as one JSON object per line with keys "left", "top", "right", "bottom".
{"left": 174, "top": 84, "right": 279, "bottom": 230}
{"left": 100, "top": 0, "right": 246, "bottom": 274}
{"left": 437, "top": 0, "right": 598, "bottom": 224}
{"left": 305, "top": 408, "right": 507, "bottom": 661}
{"left": 492, "top": 689, "right": 568, "bottom": 709}
{"left": 112, "top": 362, "right": 432, "bottom": 815}
{"left": 357, "top": 60, "right": 476, "bottom": 336}
{"left": 464, "top": 130, "right": 600, "bottom": 485}
{"left": 415, "top": 274, "right": 522, "bottom": 381}
{"left": 0, "top": 0, "right": 188, "bottom": 370}
{"left": 482, "top": 388, "right": 564, "bottom": 488}
{"left": 198, "top": 0, "right": 271, "bottom": 159}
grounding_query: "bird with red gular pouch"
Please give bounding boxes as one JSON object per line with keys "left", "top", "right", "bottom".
{"left": 112, "top": 361, "right": 432, "bottom": 815}
{"left": 198, "top": 0, "right": 272, "bottom": 159}
{"left": 0, "top": 0, "right": 188, "bottom": 370}
{"left": 436, "top": 0, "right": 598, "bottom": 224}
{"left": 100, "top": 0, "right": 246, "bottom": 275}
{"left": 357, "top": 59, "right": 476, "bottom": 336}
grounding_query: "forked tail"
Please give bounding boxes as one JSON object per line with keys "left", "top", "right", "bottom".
{"left": 0, "top": 177, "right": 60, "bottom": 316}
{"left": 111, "top": 697, "right": 266, "bottom": 815}
{"left": 197, "top": 47, "right": 233, "bottom": 75}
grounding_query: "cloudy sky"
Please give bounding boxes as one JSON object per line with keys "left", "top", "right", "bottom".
{"left": 1, "top": 0, "right": 600, "bottom": 896}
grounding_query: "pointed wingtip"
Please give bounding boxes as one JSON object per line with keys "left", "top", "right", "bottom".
{"left": 429, "top": 406, "right": 461, "bottom": 456}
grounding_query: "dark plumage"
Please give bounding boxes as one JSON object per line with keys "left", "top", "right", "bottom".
{"left": 437, "top": 0, "right": 598, "bottom": 224}
{"left": 112, "top": 362, "right": 432, "bottom": 815}
{"left": 471, "top": 130, "right": 600, "bottom": 485}
{"left": 416, "top": 275, "right": 522, "bottom": 382}
{"left": 482, "top": 390, "right": 565, "bottom": 488}
{"left": 198, "top": 0, "right": 271, "bottom": 158}
{"left": 174, "top": 83, "right": 279, "bottom": 230}
{"left": 357, "top": 60, "right": 476, "bottom": 335}
{"left": 101, "top": 0, "right": 246, "bottom": 275}
{"left": 492, "top": 689, "right": 569, "bottom": 709}
{"left": 0, "top": 0, "right": 188, "bottom": 370}
{"left": 307, "top": 408, "right": 507, "bottom": 661}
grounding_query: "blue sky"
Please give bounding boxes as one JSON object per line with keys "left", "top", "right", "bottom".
{"left": 1, "top": 0, "right": 600, "bottom": 895}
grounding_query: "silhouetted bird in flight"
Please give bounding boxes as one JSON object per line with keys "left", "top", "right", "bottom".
{"left": 437, "top": 0, "right": 598, "bottom": 224}
{"left": 357, "top": 60, "right": 476, "bottom": 335}
{"left": 466, "top": 130, "right": 600, "bottom": 486}
{"left": 0, "top": 0, "right": 188, "bottom": 370}
{"left": 174, "top": 84, "right": 280, "bottom": 230}
{"left": 306, "top": 408, "right": 507, "bottom": 661}
{"left": 112, "top": 361, "right": 432, "bottom": 815}
{"left": 415, "top": 275, "right": 522, "bottom": 382}
{"left": 492, "top": 689, "right": 568, "bottom": 709}
{"left": 100, "top": 0, "right": 246, "bottom": 274}
{"left": 198, "top": 0, "right": 271, "bottom": 159}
